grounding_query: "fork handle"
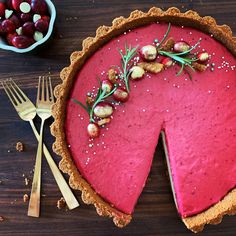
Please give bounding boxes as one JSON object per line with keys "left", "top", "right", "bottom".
{"left": 28, "top": 119, "right": 45, "bottom": 217}
{"left": 29, "top": 120, "right": 79, "bottom": 210}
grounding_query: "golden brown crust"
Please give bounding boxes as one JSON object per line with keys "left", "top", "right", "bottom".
{"left": 183, "top": 189, "right": 236, "bottom": 233}
{"left": 51, "top": 7, "right": 236, "bottom": 231}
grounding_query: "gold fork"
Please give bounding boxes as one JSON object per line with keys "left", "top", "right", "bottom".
{"left": 1, "top": 79, "right": 79, "bottom": 215}
{"left": 28, "top": 77, "right": 55, "bottom": 217}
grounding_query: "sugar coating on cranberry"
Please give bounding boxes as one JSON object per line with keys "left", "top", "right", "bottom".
{"left": 140, "top": 45, "right": 157, "bottom": 61}
{"left": 94, "top": 102, "right": 114, "bottom": 118}
{"left": 101, "top": 79, "right": 113, "bottom": 93}
{"left": 113, "top": 88, "right": 129, "bottom": 102}
{"left": 87, "top": 123, "right": 100, "bottom": 138}
{"left": 130, "top": 66, "right": 145, "bottom": 80}
{"left": 174, "top": 41, "right": 190, "bottom": 53}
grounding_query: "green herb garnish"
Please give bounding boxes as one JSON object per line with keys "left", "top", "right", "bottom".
{"left": 118, "top": 45, "right": 138, "bottom": 92}
{"left": 72, "top": 80, "right": 117, "bottom": 122}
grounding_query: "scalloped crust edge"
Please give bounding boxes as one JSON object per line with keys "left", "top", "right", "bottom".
{"left": 51, "top": 7, "right": 236, "bottom": 232}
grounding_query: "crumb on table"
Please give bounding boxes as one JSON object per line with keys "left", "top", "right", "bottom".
{"left": 23, "top": 194, "right": 29, "bottom": 202}
{"left": 57, "top": 197, "right": 66, "bottom": 209}
{"left": 24, "top": 178, "right": 29, "bottom": 186}
{"left": 16, "top": 142, "right": 24, "bottom": 152}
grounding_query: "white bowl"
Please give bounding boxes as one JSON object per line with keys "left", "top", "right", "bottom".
{"left": 0, "top": 0, "right": 56, "bottom": 53}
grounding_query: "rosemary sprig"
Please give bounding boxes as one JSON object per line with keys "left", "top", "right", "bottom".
{"left": 156, "top": 23, "right": 171, "bottom": 49}
{"left": 118, "top": 45, "right": 138, "bottom": 92}
{"left": 72, "top": 81, "right": 117, "bottom": 122}
{"left": 158, "top": 41, "right": 200, "bottom": 79}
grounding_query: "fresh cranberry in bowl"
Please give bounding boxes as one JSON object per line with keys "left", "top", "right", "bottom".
{"left": 2, "top": 19, "right": 16, "bottom": 33}
{"left": 31, "top": 0, "right": 47, "bottom": 15}
{"left": 0, "top": 0, "right": 56, "bottom": 52}
{"left": 0, "top": 3, "right": 6, "bottom": 17}
{"left": 22, "top": 21, "right": 35, "bottom": 36}
{"left": 20, "top": 13, "right": 32, "bottom": 22}
{"left": 35, "top": 18, "right": 48, "bottom": 33}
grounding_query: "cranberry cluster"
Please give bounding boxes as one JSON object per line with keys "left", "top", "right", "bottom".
{"left": 0, "top": 0, "right": 50, "bottom": 49}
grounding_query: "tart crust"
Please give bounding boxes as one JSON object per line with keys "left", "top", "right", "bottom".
{"left": 51, "top": 7, "right": 236, "bottom": 232}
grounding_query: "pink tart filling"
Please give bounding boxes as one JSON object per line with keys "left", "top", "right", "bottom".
{"left": 65, "top": 23, "right": 236, "bottom": 217}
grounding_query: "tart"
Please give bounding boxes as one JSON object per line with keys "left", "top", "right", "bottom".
{"left": 51, "top": 7, "right": 236, "bottom": 233}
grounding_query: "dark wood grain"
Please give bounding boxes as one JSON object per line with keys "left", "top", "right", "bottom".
{"left": 0, "top": 0, "right": 236, "bottom": 235}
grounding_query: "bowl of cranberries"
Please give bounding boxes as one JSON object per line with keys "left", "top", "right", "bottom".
{"left": 0, "top": 0, "right": 56, "bottom": 53}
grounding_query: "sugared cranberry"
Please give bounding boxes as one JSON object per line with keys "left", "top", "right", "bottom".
{"left": 12, "top": 35, "right": 34, "bottom": 48}
{"left": 22, "top": 21, "right": 35, "bottom": 36}
{"left": 0, "top": 3, "right": 6, "bottom": 17}
{"left": 87, "top": 123, "right": 100, "bottom": 138}
{"left": 9, "top": 15, "right": 21, "bottom": 28}
{"left": 197, "top": 52, "right": 209, "bottom": 63}
{"left": 41, "top": 15, "right": 50, "bottom": 22}
{"left": 101, "top": 79, "right": 113, "bottom": 93}
{"left": 20, "top": 13, "right": 32, "bottom": 22}
{"left": 113, "top": 88, "right": 129, "bottom": 102}
{"left": 33, "top": 30, "right": 43, "bottom": 41}
{"left": 35, "top": 18, "right": 48, "bottom": 33}
{"left": 130, "top": 66, "right": 145, "bottom": 80}
{"left": 174, "top": 41, "right": 190, "bottom": 53}
{"left": 12, "top": 0, "right": 23, "bottom": 11}
{"left": 2, "top": 19, "right": 16, "bottom": 33}
{"left": 31, "top": 0, "right": 47, "bottom": 15}
{"left": 7, "top": 32, "right": 17, "bottom": 45}
{"left": 94, "top": 102, "right": 114, "bottom": 118}
{"left": 140, "top": 45, "right": 157, "bottom": 61}
{"left": 161, "top": 57, "right": 173, "bottom": 68}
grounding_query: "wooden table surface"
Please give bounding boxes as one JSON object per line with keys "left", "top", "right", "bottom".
{"left": 0, "top": 0, "right": 236, "bottom": 235}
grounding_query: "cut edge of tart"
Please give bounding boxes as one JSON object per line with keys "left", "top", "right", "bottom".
{"left": 51, "top": 7, "right": 236, "bottom": 233}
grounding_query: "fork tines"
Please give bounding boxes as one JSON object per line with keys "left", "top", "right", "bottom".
{"left": 37, "top": 76, "right": 54, "bottom": 103}
{"left": 1, "top": 79, "right": 29, "bottom": 107}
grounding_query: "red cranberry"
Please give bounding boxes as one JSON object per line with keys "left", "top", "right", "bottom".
{"left": 22, "top": 21, "right": 35, "bottom": 36}
{"left": 101, "top": 79, "right": 113, "bottom": 93}
{"left": 31, "top": 0, "right": 47, "bottom": 15}
{"left": 87, "top": 123, "right": 100, "bottom": 138}
{"left": 35, "top": 18, "right": 48, "bottom": 33}
{"left": 0, "top": 3, "right": 6, "bottom": 17}
{"left": 9, "top": 15, "right": 21, "bottom": 28}
{"left": 20, "top": 13, "right": 32, "bottom": 22}
{"left": 113, "top": 88, "right": 129, "bottom": 102}
{"left": 41, "top": 15, "right": 50, "bottom": 22}
{"left": 12, "top": 0, "right": 23, "bottom": 11}
{"left": 161, "top": 57, "right": 173, "bottom": 68}
{"left": 6, "top": 0, "right": 13, "bottom": 9}
{"left": 197, "top": 52, "right": 209, "bottom": 63}
{"left": 0, "top": 24, "right": 6, "bottom": 35}
{"left": 7, "top": 32, "right": 17, "bottom": 45}
{"left": 12, "top": 35, "right": 34, "bottom": 48}
{"left": 2, "top": 19, "right": 16, "bottom": 33}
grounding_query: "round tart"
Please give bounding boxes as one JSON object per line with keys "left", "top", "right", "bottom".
{"left": 51, "top": 7, "right": 236, "bottom": 233}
